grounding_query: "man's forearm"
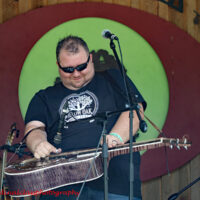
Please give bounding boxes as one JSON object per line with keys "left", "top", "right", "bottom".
{"left": 26, "top": 129, "right": 47, "bottom": 154}
{"left": 25, "top": 121, "right": 47, "bottom": 153}
{"left": 25, "top": 121, "right": 61, "bottom": 159}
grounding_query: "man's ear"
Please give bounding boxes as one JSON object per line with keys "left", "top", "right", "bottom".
{"left": 56, "top": 61, "right": 59, "bottom": 67}
{"left": 90, "top": 53, "right": 93, "bottom": 62}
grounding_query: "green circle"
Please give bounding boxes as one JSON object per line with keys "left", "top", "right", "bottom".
{"left": 18, "top": 17, "right": 169, "bottom": 143}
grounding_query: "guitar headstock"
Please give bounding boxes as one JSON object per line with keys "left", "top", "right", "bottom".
{"left": 163, "top": 136, "right": 191, "bottom": 150}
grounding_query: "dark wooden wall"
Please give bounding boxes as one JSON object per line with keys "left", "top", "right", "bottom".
{"left": 0, "top": 0, "right": 200, "bottom": 200}
{"left": 0, "top": 0, "right": 200, "bottom": 43}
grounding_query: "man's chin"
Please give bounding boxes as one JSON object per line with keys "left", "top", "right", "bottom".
{"left": 72, "top": 82, "right": 85, "bottom": 90}
{"left": 73, "top": 80, "right": 91, "bottom": 89}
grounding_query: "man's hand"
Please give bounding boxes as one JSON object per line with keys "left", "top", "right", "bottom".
{"left": 25, "top": 121, "right": 61, "bottom": 159}
{"left": 33, "top": 141, "right": 61, "bottom": 159}
{"left": 103, "top": 134, "right": 124, "bottom": 148}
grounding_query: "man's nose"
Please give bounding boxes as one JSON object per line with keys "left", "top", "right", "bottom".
{"left": 72, "top": 69, "right": 81, "bottom": 76}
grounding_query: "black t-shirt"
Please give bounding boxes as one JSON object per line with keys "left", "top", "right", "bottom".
{"left": 25, "top": 69, "right": 146, "bottom": 198}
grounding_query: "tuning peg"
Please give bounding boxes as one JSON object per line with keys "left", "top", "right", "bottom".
{"left": 184, "top": 138, "right": 187, "bottom": 144}
{"left": 184, "top": 146, "right": 188, "bottom": 150}
{"left": 176, "top": 145, "right": 180, "bottom": 150}
{"left": 176, "top": 138, "right": 179, "bottom": 144}
{"left": 175, "top": 139, "right": 180, "bottom": 150}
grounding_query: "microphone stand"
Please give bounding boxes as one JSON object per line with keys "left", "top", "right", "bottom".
{"left": 99, "top": 112, "right": 109, "bottom": 200}
{"left": 168, "top": 176, "right": 200, "bottom": 200}
{"left": 76, "top": 112, "right": 110, "bottom": 200}
{"left": 109, "top": 38, "right": 144, "bottom": 200}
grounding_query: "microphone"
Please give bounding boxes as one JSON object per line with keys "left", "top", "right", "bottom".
{"left": 102, "top": 29, "right": 118, "bottom": 40}
{"left": 139, "top": 120, "right": 148, "bottom": 133}
{"left": 54, "top": 100, "right": 69, "bottom": 145}
{"left": 135, "top": 105, "right": 148, "bottom": 133}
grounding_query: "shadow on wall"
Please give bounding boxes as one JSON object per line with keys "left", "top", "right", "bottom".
{"left": 91, "top": 49, "right": 119, "bottom": 71}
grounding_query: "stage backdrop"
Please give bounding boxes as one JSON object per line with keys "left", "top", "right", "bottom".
{"left": 0, "top": 2, "right": 200, "bottom": 181}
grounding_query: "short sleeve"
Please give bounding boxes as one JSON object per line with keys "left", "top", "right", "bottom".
{"left": 25, "top": 91, "right": 48, "bottom": 125}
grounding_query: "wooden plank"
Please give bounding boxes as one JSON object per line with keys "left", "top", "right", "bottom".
{"left": 75, "top": 0, "right": 85, "bottom": 2}
{"left": 142, "top": 178, "right": 161, "bottom": 200}
{"left": 185, "top": 0, "right": 197, "bottom": 41}
{"left": 31, "top": 0, "right": 39, "bottom": 9}
{"left": 168, "top": 3, "right": 186, "bottom": 31}
{"left": 57, "top": 0, "right": 76, "bottom": 4}
{"left": 2, "top": 0, "right": 18, "bottom": 22}
{"left": 130, "top": 0, "right": 140, "bottom": 10}
{"left": 193, "top": 0, "right": 200, "bottom": 42}
{"left": 113, "top": 0, "right": 131, "bottom": 7}
{"left": 37, "top": 0, "right": 49, "bottom": 7}
{"left": 161, "top": 169, "right": 179, "bottom": 200}
{"left": 86, "top": 0, "right": 102, "bottom": 2}
{"left": 0, "top": 0, "right": 3, "bottom": 23}
{"left": 190, "top": 154, "right": 200, "bottom": 200}
{"left": 139, "top": 0, "right": 158, "bottom": 15}
{"left": 158, "top": 1, "right": 169, "bottom": 21}
{"left": 47, "top": 0, "right": 58, "bottom": 5}
{"left": 197, "top": 0, "right": 200, "bottom": 42}
{"left": 19, "top": 0, "right": 35, "bottom": 14}
{"left": 178, "top": 162, "right": 191, "bottom": 199}
{"left": 102, "top": 0, "right": 113, "bottom": 3}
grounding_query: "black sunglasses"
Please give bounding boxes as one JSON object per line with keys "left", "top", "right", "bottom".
{"left": 58, "top": 55, "right": 90, "bottom": 73}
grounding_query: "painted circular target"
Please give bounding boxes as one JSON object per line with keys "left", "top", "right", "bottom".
{"left": 18, "top": 17, "right": 169, "bottom": 145}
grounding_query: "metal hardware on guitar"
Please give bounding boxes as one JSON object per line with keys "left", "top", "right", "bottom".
{"left": 0, "top": 123, "right": 19, "bottom": 200}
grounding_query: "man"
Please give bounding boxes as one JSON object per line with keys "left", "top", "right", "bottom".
{"left": 25, "top": 35, "right": 146, "bottom": 200}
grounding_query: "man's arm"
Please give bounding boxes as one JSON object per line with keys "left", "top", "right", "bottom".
{"left": 25, "top": 121, "right": 61, "bottom": 159}
{"left": 106, "top": 103, "right": 144, "bottom": 147}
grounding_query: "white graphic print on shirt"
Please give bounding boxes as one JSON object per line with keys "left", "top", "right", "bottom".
{"left": 59, "top": 91, "right": 99, "bottom": 127}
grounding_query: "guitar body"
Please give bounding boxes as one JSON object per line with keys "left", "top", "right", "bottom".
{"left": 4, "top": 137, "right": 191, "bottom": 197}
{"left": 5, "top": 154, "right": 103, "bottom": 197}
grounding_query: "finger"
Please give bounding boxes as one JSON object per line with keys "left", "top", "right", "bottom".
{"left": 38, "top": 141, "right": 57, "bottom": 155}
{"left": 108, "top": 140, "right": 118, "bottom": 148}
{"left": 45, "top": 143, "right": 57, "bottom": 154}
{"left": 40, "top": 145, "right": 51, "bottom": 155}
{"left": 37, "top": 149, "right": 48, "bottom": 158}
{"left": 34, "top": 151, "right": 47, "bottom": 159}
{"left": 35, "top": 144, "right": 52, "bottom": 158}
{"left": 52, "top": 148, "right": 62, "bottom": 154}
{"left": 49, "top": 146, "right": 61, "bottom": 155}
{"left": 35, "top": 142, "right": 50, "bottom": 156}
{"left": 34, "top": 152, "right": 41, "bottom": 159}
{"left": 111, "top": 140, "right": 118, "bottom": 147}
{"left": 109, "top": 135, "right": 123, "bottom": 145}
{"left": 106, "top": 135, "right": 118, "bottom": 146}
{"left": 107, "top": 139, "right": 116, "bottom": 148}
